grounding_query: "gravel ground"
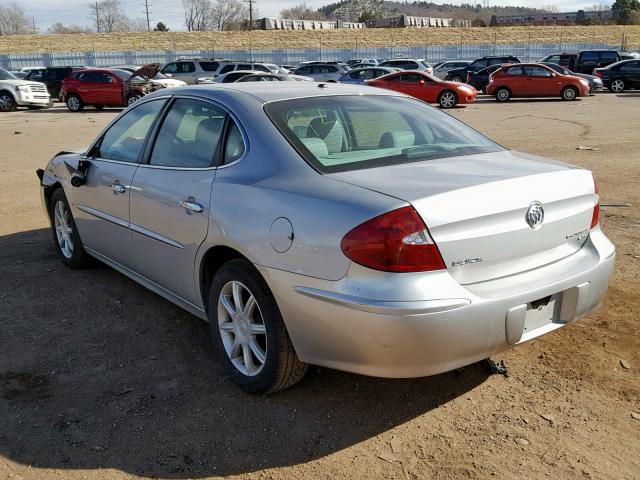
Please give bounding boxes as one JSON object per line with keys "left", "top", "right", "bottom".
{"left": 0, "top": 92, "right": 638, "bottom": 480}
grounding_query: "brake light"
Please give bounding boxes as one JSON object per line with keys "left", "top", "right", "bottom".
{"left": 595, "top": 70, "right": 602, "bottom": 77}
{"left": 466, "top": 73, "right": 472, "bottom": 83}
{"left": 591, "top": 178, "right": 600, "bottom": 229}
{"left": 340, "top": 206, "right": 445, "bottom": 273}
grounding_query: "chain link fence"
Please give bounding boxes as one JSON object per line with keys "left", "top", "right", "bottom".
{"left": 0, "top": 42, "right": 622, "bottom": 69}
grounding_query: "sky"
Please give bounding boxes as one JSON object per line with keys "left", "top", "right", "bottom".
{"left": 21, "top": 0, "right": 613, "bottom": 33}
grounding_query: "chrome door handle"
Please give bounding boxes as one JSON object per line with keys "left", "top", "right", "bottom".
{"left": 110, "top": 183, "right": 126, "bottom": 194}
{"left": 180, "top": 200, "right": 203, "bottom": 213}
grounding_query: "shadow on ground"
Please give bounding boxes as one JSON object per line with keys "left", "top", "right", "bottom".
{"left": 0, "top": 228, "right": 490, "bottom": 478}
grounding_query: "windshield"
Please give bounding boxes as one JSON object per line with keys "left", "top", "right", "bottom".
{"left": 0, "top": 69, "right": 18, "bottom": 80}
{"left": 265, "top": 95, "right": 503, "bottom": 173}
{"left": 111, "top": 69, "right": 133, "bottom": 80}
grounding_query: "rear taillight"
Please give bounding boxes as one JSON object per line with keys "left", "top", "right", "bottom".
{"left": 340, "top": 206, "right": 445, "bottom": 273}
{"left": 591, "top": 177, "right": 600, "bottom": 229}
{"left": 466, "top": 73, "right": 472, "bottom": 83}
{"left": 595, "top": 70, "right": 602, "bottom": 77}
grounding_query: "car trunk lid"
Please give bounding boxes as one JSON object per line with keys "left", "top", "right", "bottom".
{"left": 328, "top": 150, "right": 596, "bottom": 284}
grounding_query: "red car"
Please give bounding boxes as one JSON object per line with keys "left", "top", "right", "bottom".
{"left": 61, "top": 65, "right": 162, "bottom": 112}
{"left": 486, "top": 63, "right": 590, "bottom": 102}
{"left": 367, "top": 71, "right": 477, "bottom": 108}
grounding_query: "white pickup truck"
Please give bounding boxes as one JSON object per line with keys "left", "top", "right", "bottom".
{"left": 0, "top": 68, "right": 52, "bottom": 111}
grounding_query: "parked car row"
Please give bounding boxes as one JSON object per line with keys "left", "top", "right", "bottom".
{"left": 3, "top": 49, "right": 638, "bottom": 113}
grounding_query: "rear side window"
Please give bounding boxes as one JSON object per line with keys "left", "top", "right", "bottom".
{"left": 600, "top": 52, "right": 618, "bottom": 63}
{"left": 98, "top": 99, "right": 165, "bottom": 163}
{"left": 545, "top": 55, "right": 561, "bottom": 64}
{"left": 579, "top": 52, "right": 599, "bottom": 63}
{"left": 178, "top": 62, "right": 196, "bottom": 73}
{"left": 524, "top": 66, "right": 552, "bottom": 77}
{"left": 506, "top": 67, "right": 522, "bottom": 75}
{"left": 150, "top": 98, "right": 225, "bottom": 168}
{"left": 265, "top": 95, "right": 502, "bottom": 173}
{"left": 470, "top": 59, "right": 487, "bottom": 70}
{"left": 223, "top": 122, "right": 245, "bottom": 164}
{"left": 253, "top": 64, "right": 270, "bottom": 72}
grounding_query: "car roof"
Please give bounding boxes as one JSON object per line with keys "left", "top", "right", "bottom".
{"left": 153, "top": 82, "right": 404, "bottom": 104}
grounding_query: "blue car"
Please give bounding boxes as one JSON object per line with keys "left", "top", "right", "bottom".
{"left": 338, "top": 67, "right": 399, "bottom": 85}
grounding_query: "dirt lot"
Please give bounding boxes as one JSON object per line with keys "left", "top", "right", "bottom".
{"left": 0, "top": 92, "right": 638, "bottom": 480}
{"left": 5, "top": 25, "right": 640, "bottom": 53}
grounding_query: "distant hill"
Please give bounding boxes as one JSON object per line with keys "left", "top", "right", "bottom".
{"left": 319, "top": 0, "right": 551, "bottom": 24}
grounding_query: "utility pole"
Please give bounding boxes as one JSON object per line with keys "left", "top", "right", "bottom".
{"left": 32, "top": 17, "right": 36, "bottom": 34}
{"left": 143, "top": 0, "right": 151, "bottom": 32}
{"left": 95, "top": 1, "right": 100, "bottom": 33}
{"left": 243, "top": 0, "right": 255, "bottom": 30}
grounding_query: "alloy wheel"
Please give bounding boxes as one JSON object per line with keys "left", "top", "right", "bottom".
{"left": 53, "top": 200, "right": 74, "bottom": 259}
{"left": 440, "top": 92, "right": 456, "bottom": 108}
{"left": 128, "top": 95, "right": 141, "bottom": 106}
{"left": 563, "top": 88, "right": 576, "bottom": 100}
{"left": 0, "top": 94, "right": 14, "bottom": 112}
{"left": 217, "top": 280, "right": 267, "bottom": 377}
{"left": 67, "top": 96, "right": 80, "bottom": 111}
{"left": 497, "top": 89, "right": 509, "bottom": 101}
{"left": 611, "top": 79, "right": 625, "bottom": 93}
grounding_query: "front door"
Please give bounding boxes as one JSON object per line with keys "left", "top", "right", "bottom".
{"left": 129, "top": 97, "right": 229, "bottom": 305}
{"left": 522, "top": 65, "right": 555, "bottom": 96}
{"left": 71, "top": 98, "right": 166, "bottom": 267}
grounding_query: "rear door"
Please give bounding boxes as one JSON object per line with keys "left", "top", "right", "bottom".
{"left": 128, "top": 97, "right": 232, "bottom": 304}
{"left": 71, "top": 98, "right": 166, "bottom": 266}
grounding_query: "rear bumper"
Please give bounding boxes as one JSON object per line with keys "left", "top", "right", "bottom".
{"left": 260, "top": 227, "right": 615, "bottom": 378}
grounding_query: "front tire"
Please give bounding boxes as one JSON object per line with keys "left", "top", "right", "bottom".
{"left": 495, "top": 87, "right": 511, "bottom": 102}
{"left": 438, "top": 90, "right": 458, "bottom": 109}
{"left": 609, "top": 79, "right": 625, "bottom": 93}
{"left": 0, "top": 92, "right": 17, "bottom": 112}
{"left": 561, "top": 86, "right": 578, "bottom": 101}
{"left": 49, "top": 188, "right": 90, "bottom": 268}
{"left": 66, "top": 94, "right": 84, "bottom": 112}
{"left": 126, "top": 94, "right": 143, "bottom": 106}
{"left": 209, "top": 259, "right": 307, "bottom": 394}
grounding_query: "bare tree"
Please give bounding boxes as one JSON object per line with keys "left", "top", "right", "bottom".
{"left": 183, "top": 0, "right": 211, "bottom": 31}
{"left": 47, "top": 22, "right": 93, "bottom": 34}
{"left": 88, "top": 0, "right": 129, "bottom": 33}
{"left": 0, "top": 2, "right": 31, "bottom": 35}
{"left": 280, "top": 2, "right": 326, "bottom": 20}
{"left": 210, "top": 0, "right": 247, "bottom": 31}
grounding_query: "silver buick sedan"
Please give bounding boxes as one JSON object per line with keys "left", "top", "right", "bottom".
{"left": 37, "top": 83, "right": 615, "bottom": 393}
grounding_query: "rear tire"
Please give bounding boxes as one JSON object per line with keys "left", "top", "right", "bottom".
{"left": 438, "top": 90, "right": 458, "bottom": 109}
{"left": 209, "top": 259, "right": 307, "bottom": 394}
{"left": 495, "top": 87, "right": 511, "bottom": 102}
{"left": 450, "top": 76, "right": 463, "bottom": 82}
{"left": 609, "top": 79, "right": 625, "bottom": 93}
{"left": 66, "top": 94, "right": 84, "bottom": 112}
{"left": 561, "top": 86, "right": 578, "bottom": 101}
{"left": 49, "top": 188, "right": 90, "bottom": 269}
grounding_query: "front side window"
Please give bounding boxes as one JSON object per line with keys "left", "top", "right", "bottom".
{"left": 398, "top": 73, "right": 423, "bottom": 83}
{"left": 265, "top": 95, "right": 502, "bottom": 173}
{"left": 253, "top": 64, "right": 270, "bottom": 72}
{"left": 98, "top": 99, "right": 165, "bottom": 163}
{"left": 524, "top": 66, "right": 552, "bottom": 77}
{"left": 470, "top": 60, "right": 487, "bottom": 70}
{"left": 150, "top": 99, "right": 225, "bottom": 168}
{"left": 580, "top": 52, "right": 599, "bottom": 63}
{"left": 200, "top": 61, "right": 219, "bottom": 72}
{"left": 219, "top": 64, "right": 235, "bottom": 74}
{"left": 162, "top": 63, "right": 178, "bottom": 74}
{"left": 545, "top": 55, "right": 561, "bottom": 64}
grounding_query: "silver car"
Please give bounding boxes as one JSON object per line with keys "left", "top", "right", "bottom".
{"left": 37, "top": 83, "right": 615, "bottom": 394}
{"left": 293, "top": 63, "right": 350, "bottom": 82}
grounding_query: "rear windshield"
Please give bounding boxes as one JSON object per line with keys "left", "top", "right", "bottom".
{"left": 265, "top": 95, "right": 503, "bottom": 173}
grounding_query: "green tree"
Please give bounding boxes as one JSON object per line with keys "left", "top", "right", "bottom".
{"left": 154, "top": 21, "right": 169, "bottom": 31}
{"left": 612, "top": 0, "right": 640, "bottom": 24}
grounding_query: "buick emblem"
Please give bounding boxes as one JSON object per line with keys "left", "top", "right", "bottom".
{"left": 526, "top": 201, "right": 544, "bottom": 229}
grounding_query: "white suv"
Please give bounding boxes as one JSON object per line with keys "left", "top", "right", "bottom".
{"left": 0, "top": 68, "right": 51, "bottom": 111}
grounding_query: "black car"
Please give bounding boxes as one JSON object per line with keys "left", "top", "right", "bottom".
{"left": 465, "top": 64, "right": 503, "bottom": 93}
{"left": 445, "top": 56, "right": 521, "bottom": 82}
{"left": 540, "top": 50, "right": 621, "bottom": 75}
{"left": 26, "top": 66, "right": 81, "bottom": 100}
{"left": 595, "top": 59, "right": 640, "bottom": 92}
